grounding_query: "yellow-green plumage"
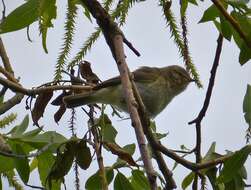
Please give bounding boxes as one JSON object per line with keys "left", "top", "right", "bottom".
{"left": 63, "top": 65, "right": 193, "bottom": 117}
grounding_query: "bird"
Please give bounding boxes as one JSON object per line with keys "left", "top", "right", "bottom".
{"left": 63, "top": 65, "right": 194, "bottom": 118}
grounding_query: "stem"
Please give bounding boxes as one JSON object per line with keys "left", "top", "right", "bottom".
{"left": 89, "top": 106, "right": 108, "bottom": 190}
{"left": 211, "top": 0, "right": 251, "bottom": 48}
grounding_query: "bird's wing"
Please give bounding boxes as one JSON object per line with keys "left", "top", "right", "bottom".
{"left": 94, "top": 67, "right": 160, "bottom": 90}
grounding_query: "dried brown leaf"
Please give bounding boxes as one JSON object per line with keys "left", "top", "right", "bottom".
{"left": 31, "top": 91, "right": 53, "bottom": 126}
{"left": 51, "top": 91, "right": 71, "bottom": 106}
{"left": 54, "top": 104, "right": 66, "bottom": 124}
{"left": 104, "top": 142, "right": 138, "bottom": 167}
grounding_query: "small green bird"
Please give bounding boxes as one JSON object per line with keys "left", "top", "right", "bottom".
{"left": 63, "top": 65, "right": 194, "bottom": 117}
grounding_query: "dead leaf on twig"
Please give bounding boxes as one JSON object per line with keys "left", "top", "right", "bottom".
{"left": 104, "top": 142, "right": 138, "bottom": 167}
{"left": 31, "top": 91, "right": 53, "bottom": 126}
{"left": 54, "top": 104, "right": 66, "bottom": 124}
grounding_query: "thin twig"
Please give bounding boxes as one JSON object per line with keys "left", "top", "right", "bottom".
{"left": 0, "top": 142, "right": 52, "bottom": 158}
{"left": 123, "top": 38, "right": 141, "bottom": 56}
{"left": 24, "top": 183, "right": 45, "bottom": 190}
{"left": 89, "top": 106, "right": 108, "bottom": 190}
{"left": 153, "top": 141, "right": 231, "bottom": 171}
{"left": 0, "top": 76, "right": 91, "bottom": 96}
{"left": 1, "top": 0, "right": 6, "bottom": 19}
{"left": 189, "top": 34, "right": 223, "bottom": 189}
{"left": 189, "top": 34, "right": 223, "bottom": 125}
{"left": 211, "top": 0, "right": 251, "bottom": 48}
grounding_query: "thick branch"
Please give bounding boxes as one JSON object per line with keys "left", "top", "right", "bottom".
{"left": 211, "top": 0, "right": 251, "bottom": 48}
{"left": 0, "top": 93, "right": 24, "bottom": 115}
{"left": 131, "top": 81, "right": 176, "bottom": 189}
{"left": 79, "top": 0, "right": 157, "bottom": 189}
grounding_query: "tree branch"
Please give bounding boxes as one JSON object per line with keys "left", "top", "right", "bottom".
{"left": 0, "top": 38, "right": 14, "bottom": 75}
{"left": 88, "top": 106, "right": 108, "bottom": 190}
{"left": 79, "top": 0, "right": 157, "bottom": 189}
{"left": 189, "top": 34, "right": 223, "bottom": 125}
{"left": 188, "top": 34, "right": 223, "bottom": 189}
{"left": 0, "top": 142, "right": 52, "bottom": 158}
{"left": 211, "top": 0, "right": 251, "bottom": 48}
{"left": 0, "top": 93, "right": 24, "bottom": 115}
{"left": 0, "top": 76, "right": 91, "bottom": 96}
{"left": 131, "top": 81, "right": 176, "bottom": 189}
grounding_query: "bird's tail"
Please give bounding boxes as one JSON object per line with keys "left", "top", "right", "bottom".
{"left": 63, "top": 92, "right": 96, "bottom": 108}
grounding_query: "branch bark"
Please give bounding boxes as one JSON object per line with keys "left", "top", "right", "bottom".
{"left": 79, "top": 0, "right": 157, "bottom": 189}
{"left": 189, "top": 34, "right": 223, "bottom": 189}
{"left": 0, "top": 76, "right": 91, "bottom": 96}
{"left": 0, "top": 37, "right": 14, "bottom": 75}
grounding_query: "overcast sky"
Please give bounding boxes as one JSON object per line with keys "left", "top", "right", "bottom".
{"left": 1, "top": 0, "right": 251, "bottom": 189}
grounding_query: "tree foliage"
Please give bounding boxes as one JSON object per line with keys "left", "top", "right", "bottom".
{"left": 0, "top": 0, "right": 251, "bottom": 190}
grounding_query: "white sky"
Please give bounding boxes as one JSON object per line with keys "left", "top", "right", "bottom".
{"left": 1, "top": 0, "right": 251, "bottom": 189}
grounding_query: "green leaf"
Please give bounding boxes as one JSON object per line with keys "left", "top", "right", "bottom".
{"left": 100, "top": 114, "right": 117, "bottom": 143}
{"left": 11, "top": 144, "right": 30, "bottom": 183}
{"left": 39, "top": 0, "right": 57, "bottom": 53}
{"left": 206, "top": 167, "right": 223, "bottom": 190}
{"left": 22, "top": 128, "right": 42, "bottom": 138}
{"left": 85, "top": 168, "right": 114, "bottom": 190}
{"left": 0, "top": 155, "right": 14, "bottom": 172}
{"left": 75, "top": 140, "right": 92, "bottom": 170}
{"left": 30, "top": 158, "right": 38, "bottom": 172}
{"left": 182, "top": 172, "right": 194, "bottom": 190}
{"left": 199, "top": 5, "right": 219, "bottom": 23}
{"left": 22, "top": 131, "right": 67, "bottom": 149}
{"left": 220, "top": 15, "right": 232, "bottom": 41}
{"left": 217, "top": 145, "right": 251, "bottom": 183}
{"left": 114, "top": 172, "right": 134, "bottom": 190}
{"left": 37, "top": 151, "right": 60, "bottom": 189}
{"left": 243, "top": 84, "right": 251, "bottom": 127}
{"left": 0, "top": 0, "right": 39, "bottom": 34}
{"left": 225, "top": 173, "right": 245, "bottom": 190}
{"left": 11, "top": 115, "right": 29, "bottom": 137}
{"left": 102, "top": 123, "right": 117, "bottom": 143}
{"left": 82, "top": 3, "right": 93, "bottom": 23}
{"left": 122, "top": 144, "right": 136, "bottom": 155}
{"left": 180, "top": 0, "right": 188, "bottom": 17}
{"left": 131, "top": 170, "right": 150, "bottom": 190}
{"left": 188, "top": 0, "right": 198, "bottom": 5}
{"left": 231, "top": 11, "right": 251, "bottom": 65}
{"left": 202, "top": 142, "right": 222, "bottom": 162}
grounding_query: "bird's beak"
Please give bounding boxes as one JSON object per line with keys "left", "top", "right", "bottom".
{"left": 189, "top": 78, "right": 196, "bottom": 82}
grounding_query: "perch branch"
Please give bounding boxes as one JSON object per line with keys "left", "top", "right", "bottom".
{"left": 79, "top": 0, "right": 157, "bottom": 189}
{"left": 0, "top": 76, "right": 91, "bottom": 96}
